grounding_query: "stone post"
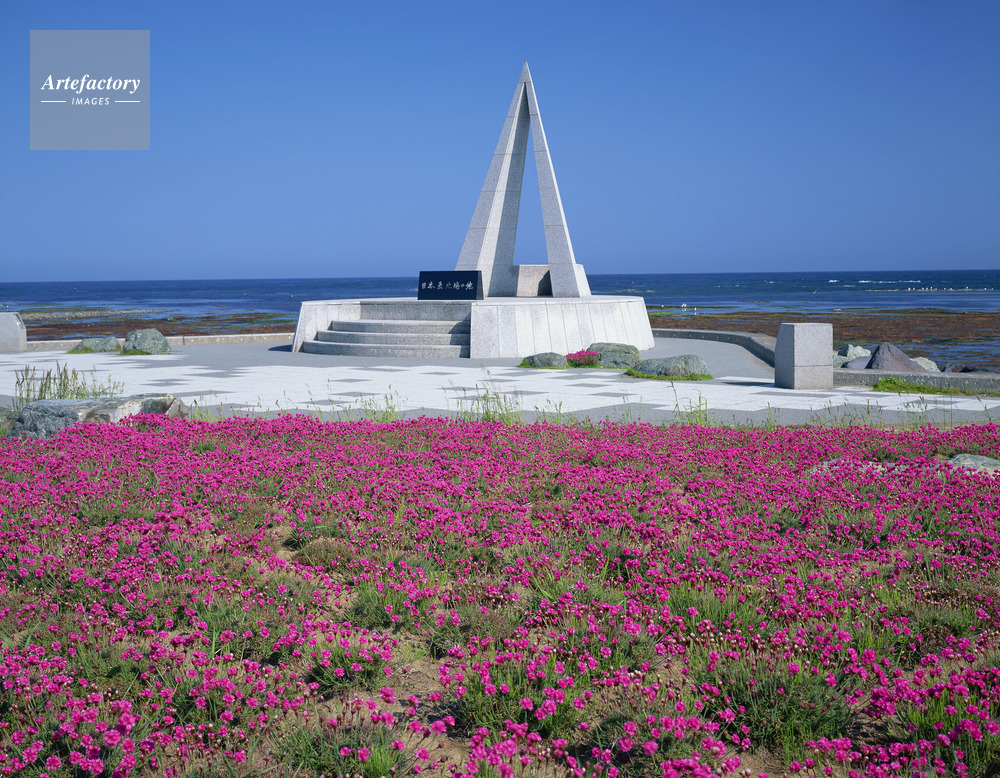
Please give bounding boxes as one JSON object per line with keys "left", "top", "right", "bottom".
{"left": 0, "top": 313, "right": 27, "bottom": 353}
{"left": 774, "top": 322, "right": 833, "bottom": 390}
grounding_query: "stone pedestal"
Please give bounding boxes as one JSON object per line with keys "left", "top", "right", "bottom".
{"left": 293, "top": 296, "right": 654, "bottom": 359}
{"left": 774, "top": 322, "right": 833, "bottom": 390}
{"left": 0, "top": 313, "right": 27, "bottom": 353}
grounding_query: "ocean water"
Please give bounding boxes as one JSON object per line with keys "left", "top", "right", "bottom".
{"left": 2, "top": 269, "right": 998, "bottom": 317}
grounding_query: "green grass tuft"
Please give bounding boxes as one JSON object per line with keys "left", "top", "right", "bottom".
{"left": 625, "top": 368, "right": 713, "bottom": 381}
{"left": 12, "top": 362, "right": 124, "bottom": 412}
{"left": 121, "top": 347, "right": 170, "bottom": 356}
{"left": 872, "top": 377, "right": 1000, "bottom": 397}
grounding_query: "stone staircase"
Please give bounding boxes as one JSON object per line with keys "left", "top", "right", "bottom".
{"left": 300, "top": 302, "right": 472, "bottom": 358}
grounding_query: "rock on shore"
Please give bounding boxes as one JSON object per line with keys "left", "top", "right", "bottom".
{"left": 522, "top": 352, "right": 568, "bottom": 368}
{"left": 836, "top": 342, "right": 941, "bottom": 372}
{"left": 634, "top": 355, "right": 710, "bottom": 377}
{"left": 123, "top": 328, "right": 170, "bottom": 355}
{"left": 587, "top": 342, "right": 641, "bottom": 368}
{"left": 69, "top": 335, "right": 121, "bottom": 353}
{"left": 9, "top": 394, "right": 187, "bottom": 439}
{"left": 866, "top": 342, "right": 928, "bottom": 372}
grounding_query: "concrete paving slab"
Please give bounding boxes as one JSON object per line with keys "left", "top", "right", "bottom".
{"left": 1, "top": 337, "right": 998, "bottom": 427}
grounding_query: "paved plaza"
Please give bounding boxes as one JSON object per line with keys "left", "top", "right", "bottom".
{"left": 2, "top": 336, "right": 998, "bottom": 427}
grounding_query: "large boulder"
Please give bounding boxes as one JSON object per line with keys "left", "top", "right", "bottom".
{"left": 948, "top": 453, "right": 1000, "bottom": 473}
{"left": 912, "top": 357, "right": 940, "bottom": 372}
{"left": 69, "top": 335, "right": 121, "bottom": 354}
{"left": 587, "top": 342, "right": 640, "bottom": 369}
{"left": 633, "top": 355, "right": 710, "bottom": 378}
{"left": 9, "top": 394, "right": 187, "bottom": 439}
{"left": 521, "top": 352, "right": 568, "bottom": 368}
{"left": 122, "top": 328, "right": 170, "bottom": 355}
{"left": 843, "top": 356, "right": 870, "bottom": 369}
{"left": 837, "top": 344, "right": 872, "bottom": 360}
{"left": 866, "top": 342, "right": 927, "bottom": 372}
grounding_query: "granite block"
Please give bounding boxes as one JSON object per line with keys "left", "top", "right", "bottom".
{"left": 778, "top": 322, "right": 834, "bottom": 366}
{"left": 775, "top": 323, "right": 833, "bottom": 390}
{"left": 776, "top": 364, "right": 834, "bottom": 391}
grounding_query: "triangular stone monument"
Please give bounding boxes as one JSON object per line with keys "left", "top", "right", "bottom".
{"left": 294, "top": 63, "right": 654, "bottom": 359}
{"left": 455, "top": 63, "right": 591, "bottom": 298}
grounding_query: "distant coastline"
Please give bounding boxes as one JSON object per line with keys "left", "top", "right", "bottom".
{"left": 4, "top": 270, "right": 999, "bottom": 318}
{"left": 9, "top": 272, "right": 1000, "bottom": 373}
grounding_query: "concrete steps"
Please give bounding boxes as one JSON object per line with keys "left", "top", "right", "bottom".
{"left": 330, "top": 319, "right": 470, "bottom": 334}
{"left": 301, "top": 313, "right": 471, "bottom": 358}
{"left": 316, "top": 331, "right": 468, "bottom": 346}
{"left": 301, "top": 341, "right": 470, "bottom": 358}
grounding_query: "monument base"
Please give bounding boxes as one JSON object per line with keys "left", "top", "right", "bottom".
{"left": 293, "top": 296, "right": 654, "bottom": 359}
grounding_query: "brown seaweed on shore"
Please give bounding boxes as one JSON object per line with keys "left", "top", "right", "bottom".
{"left": 24, "top": 311, "right": 297, "bottom": 341}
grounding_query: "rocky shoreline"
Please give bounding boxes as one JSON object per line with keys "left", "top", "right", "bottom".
{"left": 18, "top": 308, "right": 170, "bottom": 321}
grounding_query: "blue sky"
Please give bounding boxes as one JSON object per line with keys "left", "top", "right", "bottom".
{"left": 2, "top": 1, "right": 998, "bottom": 282}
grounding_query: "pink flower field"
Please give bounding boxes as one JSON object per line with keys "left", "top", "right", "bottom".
{"left": 1, "top": 416, "right": 1000, "bottom": 778}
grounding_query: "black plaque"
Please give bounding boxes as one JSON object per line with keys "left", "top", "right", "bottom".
{"left": 417, "top": 271, "right": 484, "bottom": 300}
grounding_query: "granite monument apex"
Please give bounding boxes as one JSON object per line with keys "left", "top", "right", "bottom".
{"left": 294, "top": 64, "right": 654, "bottom": 359}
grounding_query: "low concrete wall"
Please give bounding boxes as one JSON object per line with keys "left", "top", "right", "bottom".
{"left": 652, "top": 328, "right": 776, "bottom": 366}
{"left": 173, "top": 333, "right": 292, "bottom": 346}
{"left": 26, "top": 340, "right": 80, "bottom": 352}
{"left": 469, "top": 296, "right": 654, "bottom": 359}
{"left": 26, "top": 333, "right": 294, "bottom": 352}
{"left": 834, "top": 368, "right": 1000, "bottom": 392}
